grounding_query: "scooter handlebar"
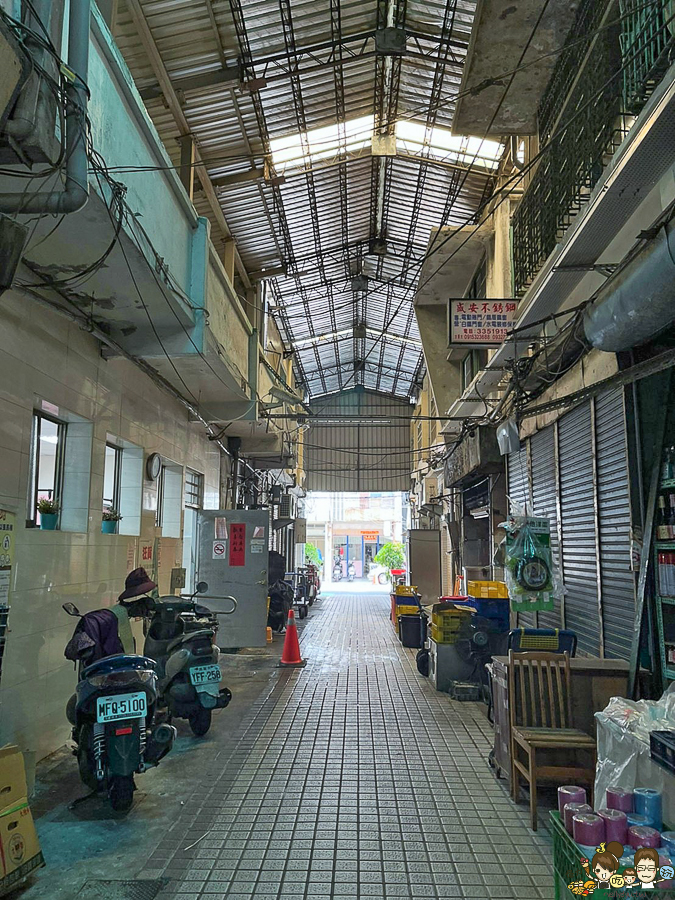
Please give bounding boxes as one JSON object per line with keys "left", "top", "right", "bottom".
{"left": 180, "top": 594, "right": 238, "bottom": 614}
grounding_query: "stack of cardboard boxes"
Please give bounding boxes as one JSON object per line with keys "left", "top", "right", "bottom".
{"left": 0, "top": 745, "right": 43, "bottom": 896}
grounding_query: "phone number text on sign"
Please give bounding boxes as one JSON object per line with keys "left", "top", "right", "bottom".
{"left": 449, "top": 300, "right": 517, "bottom": 345}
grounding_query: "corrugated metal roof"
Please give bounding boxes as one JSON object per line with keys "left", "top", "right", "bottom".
{"left": 115, "top": 0, "right": 494, "bottom": 400}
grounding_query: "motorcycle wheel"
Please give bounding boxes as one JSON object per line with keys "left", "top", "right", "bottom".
{"left": 189, "top": 707, "right": 212, "bottom": 737}
{"left": 378, "top": 572, "right": 389, "bottom": 585}
{"left": 109, "top": 775, "right": 134, "bottom": 812}
{"left": 76, "top": 725, "right": 99, "bottom": 791}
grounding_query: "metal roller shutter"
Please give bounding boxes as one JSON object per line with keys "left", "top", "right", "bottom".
{"left": 530, "top": 427, "right": 563, "bottom": 629}
{"left": 596, "top": 388, "right": 636, "bottom": 659}
{"left": 507, "top": 445, "right": 536, "bottom": 627}
{"left": 559, "top": 402, "right": 601, "bottom": 656}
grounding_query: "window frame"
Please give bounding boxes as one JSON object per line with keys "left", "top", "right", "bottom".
{"left": 184, "top": 470, "right": 204, "bottom": 510}
{"left": 103, "top": 442, "right": 122, "bottom": 513}
{"left": 28, "top": 411, "right": 67, "bottom": 527}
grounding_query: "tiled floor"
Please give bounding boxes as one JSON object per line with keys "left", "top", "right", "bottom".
{"left": 146, "top": 591, "right": 554, "bottom": 899}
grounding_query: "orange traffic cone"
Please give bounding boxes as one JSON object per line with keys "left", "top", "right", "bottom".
{"left": 279, "top": 609, "right": 306, "bottom": 667}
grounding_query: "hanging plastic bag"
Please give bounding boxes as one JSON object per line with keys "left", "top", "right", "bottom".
{"left": 499, "top": 500, "right": 563, "bottom": 613}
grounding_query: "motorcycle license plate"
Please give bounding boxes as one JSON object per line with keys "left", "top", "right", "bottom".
{"left": 190, "top": 664, "right": 221, "bottom": 686}
{"left": 96, "top": 691, "right": 147, "bottom": 723}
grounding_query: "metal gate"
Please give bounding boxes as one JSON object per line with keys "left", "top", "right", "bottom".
{"left": 197, "top": 509, "right": 269, "bottom": 648}
{"left": 530, "top": 427, "right": 562, "bottom": 629}
{"left": 595, "top": 388, "right": 636, "bottom": 659}
{"left": 558, "top": 403, "right": 601, "bottom": 656}
{"left": 507, "top": 445, "right": 536, "bottom": 626}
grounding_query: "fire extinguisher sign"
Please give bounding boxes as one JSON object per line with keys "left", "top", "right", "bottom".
{"left": 229, "top": 524, "right": 246, "bottom": 566}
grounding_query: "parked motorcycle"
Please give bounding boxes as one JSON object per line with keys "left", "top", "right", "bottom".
{"left": 63, "top": 600, "right": 176, "bottom": 811}
{"left": 347, "top": 562, "right": 356, "bottom": 582}
{"left": 305, "top": 563, "right": 321, "bottom": 603}
{"left": 143, "top": 582, "right": 236, "bottom": 737}
{"left": 332, "top": 562, "right": 343, "bottom": 581}
{"left": 268, "top": 579, "right": 294, "bottom": 632}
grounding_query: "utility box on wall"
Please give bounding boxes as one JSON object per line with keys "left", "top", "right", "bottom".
{"left": 444, "top": 426, "right": 502, "bottom": 488}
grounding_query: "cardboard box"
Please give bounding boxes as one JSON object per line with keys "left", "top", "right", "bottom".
{"left": 0, "top": 746, "right": 44, "bottom": 896}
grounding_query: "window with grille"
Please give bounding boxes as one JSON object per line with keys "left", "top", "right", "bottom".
{"left": 184, "top": 470, "right": 204, "bottom": 509}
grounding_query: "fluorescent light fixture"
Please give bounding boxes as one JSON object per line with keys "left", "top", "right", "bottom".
{"left": 39, "top": 435, "right": 59, "bottom": 444}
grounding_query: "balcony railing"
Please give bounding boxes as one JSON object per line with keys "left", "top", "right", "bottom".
{"left": 512, "top": 0, "right": 674, "bottom": 298}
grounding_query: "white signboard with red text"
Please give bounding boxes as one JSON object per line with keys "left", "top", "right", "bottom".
{"left": 449, "top": 299, "right": 517, "bottom": 347}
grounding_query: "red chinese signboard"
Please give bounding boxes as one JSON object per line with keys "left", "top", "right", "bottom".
{"left": 229, "top": 523, "right": 246, "bottom": 567}
{"left": 449, "top": 299, "right": 517, "bottom": 346}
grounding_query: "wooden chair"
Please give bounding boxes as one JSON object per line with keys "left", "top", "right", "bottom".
{"left": 508, "top": 650, "right": 596, "bottom": 831}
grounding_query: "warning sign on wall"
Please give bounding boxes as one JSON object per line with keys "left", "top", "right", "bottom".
{"left": 212, "top": 540, "right": 226, "bottom": 559}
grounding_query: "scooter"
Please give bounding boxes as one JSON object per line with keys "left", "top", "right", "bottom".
{"left": 332, "top": 562, "right": 343, "bottom": 581}
{"left": 63, "top": 602, "right": 176, "bottom": 811}
{"left": 143, "top": 582, "right": 236, "bottom": 737}
{"left": 347, "top": 562, "right": 356, "bottom": 582}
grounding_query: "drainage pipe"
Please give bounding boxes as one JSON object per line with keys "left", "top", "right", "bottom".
{"left": 583, "top": 217, "right": 675, "bottom": 351}
{"left": 0, "top": 0, "right": 90, "bottom": 214}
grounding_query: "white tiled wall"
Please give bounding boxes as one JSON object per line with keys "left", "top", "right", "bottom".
{"left": 0, "top": 289, "right": 221, "bottom": 761}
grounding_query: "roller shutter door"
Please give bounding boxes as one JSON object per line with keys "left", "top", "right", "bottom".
{"left": 530, "top": 427, "right": 562, "bottom": 629}
{"left": 507, "top": 445, "right": 536, "bottom": 627}
{"left": 596, "top": 388, "right": 635, "bottom": 659}
{"left": 558, "top": 402, "right": 601, "bottom": 656}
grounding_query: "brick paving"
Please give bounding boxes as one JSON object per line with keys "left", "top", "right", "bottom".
{"left": 146, "top": 591, "right": 554, "bottom": 899}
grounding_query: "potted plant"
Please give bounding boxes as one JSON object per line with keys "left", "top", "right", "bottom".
{"left": 102, "top": 508, "right": 122, "bottom": 534}
{"left": 37, "top": 497, "right": 59, "bottom": 530}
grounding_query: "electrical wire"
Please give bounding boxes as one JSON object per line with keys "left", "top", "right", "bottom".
{"left": 298, "top": 1, "right": 673, "bottom": 412}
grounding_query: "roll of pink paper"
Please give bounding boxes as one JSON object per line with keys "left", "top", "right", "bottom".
{"left": 598, "top": 808, "right": 628, "bottom": 844}
{"left": 606, "top": 787, "right": 633, "bottom": 813}
{"left": 628, "top": 825, "right": 661, "bottom": 850}
{"left": 564, "top": 803, "right": 593, "bottom": 834}
{"left": 573, "top": 813, "right": 605, "bottom": 847}
{"left": 559, "top": 785, "right": 587, "bottom": 816}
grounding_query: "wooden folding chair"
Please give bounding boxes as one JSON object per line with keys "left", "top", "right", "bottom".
{"left": 508, "top": 650, "right": 596, "bottom": 831}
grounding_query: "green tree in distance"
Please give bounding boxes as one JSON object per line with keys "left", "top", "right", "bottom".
{"left": 305, "top": 543, "right": 321, "bottom": 567}
{"left": 374, "top": 541, "right": 405, "bottom": 576}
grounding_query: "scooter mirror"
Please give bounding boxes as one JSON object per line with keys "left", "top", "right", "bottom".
{"left": 196, "top": 581, "right": 209, "bottom": 594}
{"left": 62, "top": 602, "right": 80, "bottom": 617}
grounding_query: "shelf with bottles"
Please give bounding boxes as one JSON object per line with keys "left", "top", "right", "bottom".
{"left": 657, "top": 550, "right": 675, "bottom": 597}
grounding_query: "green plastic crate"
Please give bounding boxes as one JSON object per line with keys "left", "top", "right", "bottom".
{"left": 550, "top": 811, "right": 589, "bottom": 900}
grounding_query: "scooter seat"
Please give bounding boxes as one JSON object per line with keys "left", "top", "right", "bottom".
{"left": 166, "top": 629, "right": 214, "bottom": 653}
{"left": 83, "top": 653, "right": 156, "bottom": 679}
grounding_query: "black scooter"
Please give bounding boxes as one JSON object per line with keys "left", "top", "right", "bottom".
{"left": 63, "top": 602, "right": 176, "bottom": 811}
{"left": 143, "top": 583, "right": 236, "bottom": 736}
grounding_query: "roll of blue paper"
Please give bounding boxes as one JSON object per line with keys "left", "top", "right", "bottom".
{"left": 627, "top": 812, "right": 652, "bottom": 828}
{"left": 633, "top": 788, "right": 662, "bottom": 831}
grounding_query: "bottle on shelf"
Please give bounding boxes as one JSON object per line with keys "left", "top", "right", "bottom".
{"left": 657, "top": 494, "right": 670, "bottom": 540}
{"left": 663, "top": 447, "right": 675, "bottom": 483}
{"left": 668, "top": 492, "right": 675, "bottom": 539}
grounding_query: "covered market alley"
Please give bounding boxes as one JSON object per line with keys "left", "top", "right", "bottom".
{"left": 1, "top": 0, "right": 675, "bottom": 897}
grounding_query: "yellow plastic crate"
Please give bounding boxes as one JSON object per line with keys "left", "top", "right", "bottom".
{"left": 395, "top": 585, "right": 418, "bottom": 597}
{"left": 431, "top": 625, "right": 463, "bottom": 644}
{"left": 395, "top": 604, "right": 420, "bottom": 618}
{"left": 466, "top": 580, "right": 508, "bottom": 599}
{"left": 431, "top": 605, "right": 471, "bottom": 628}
